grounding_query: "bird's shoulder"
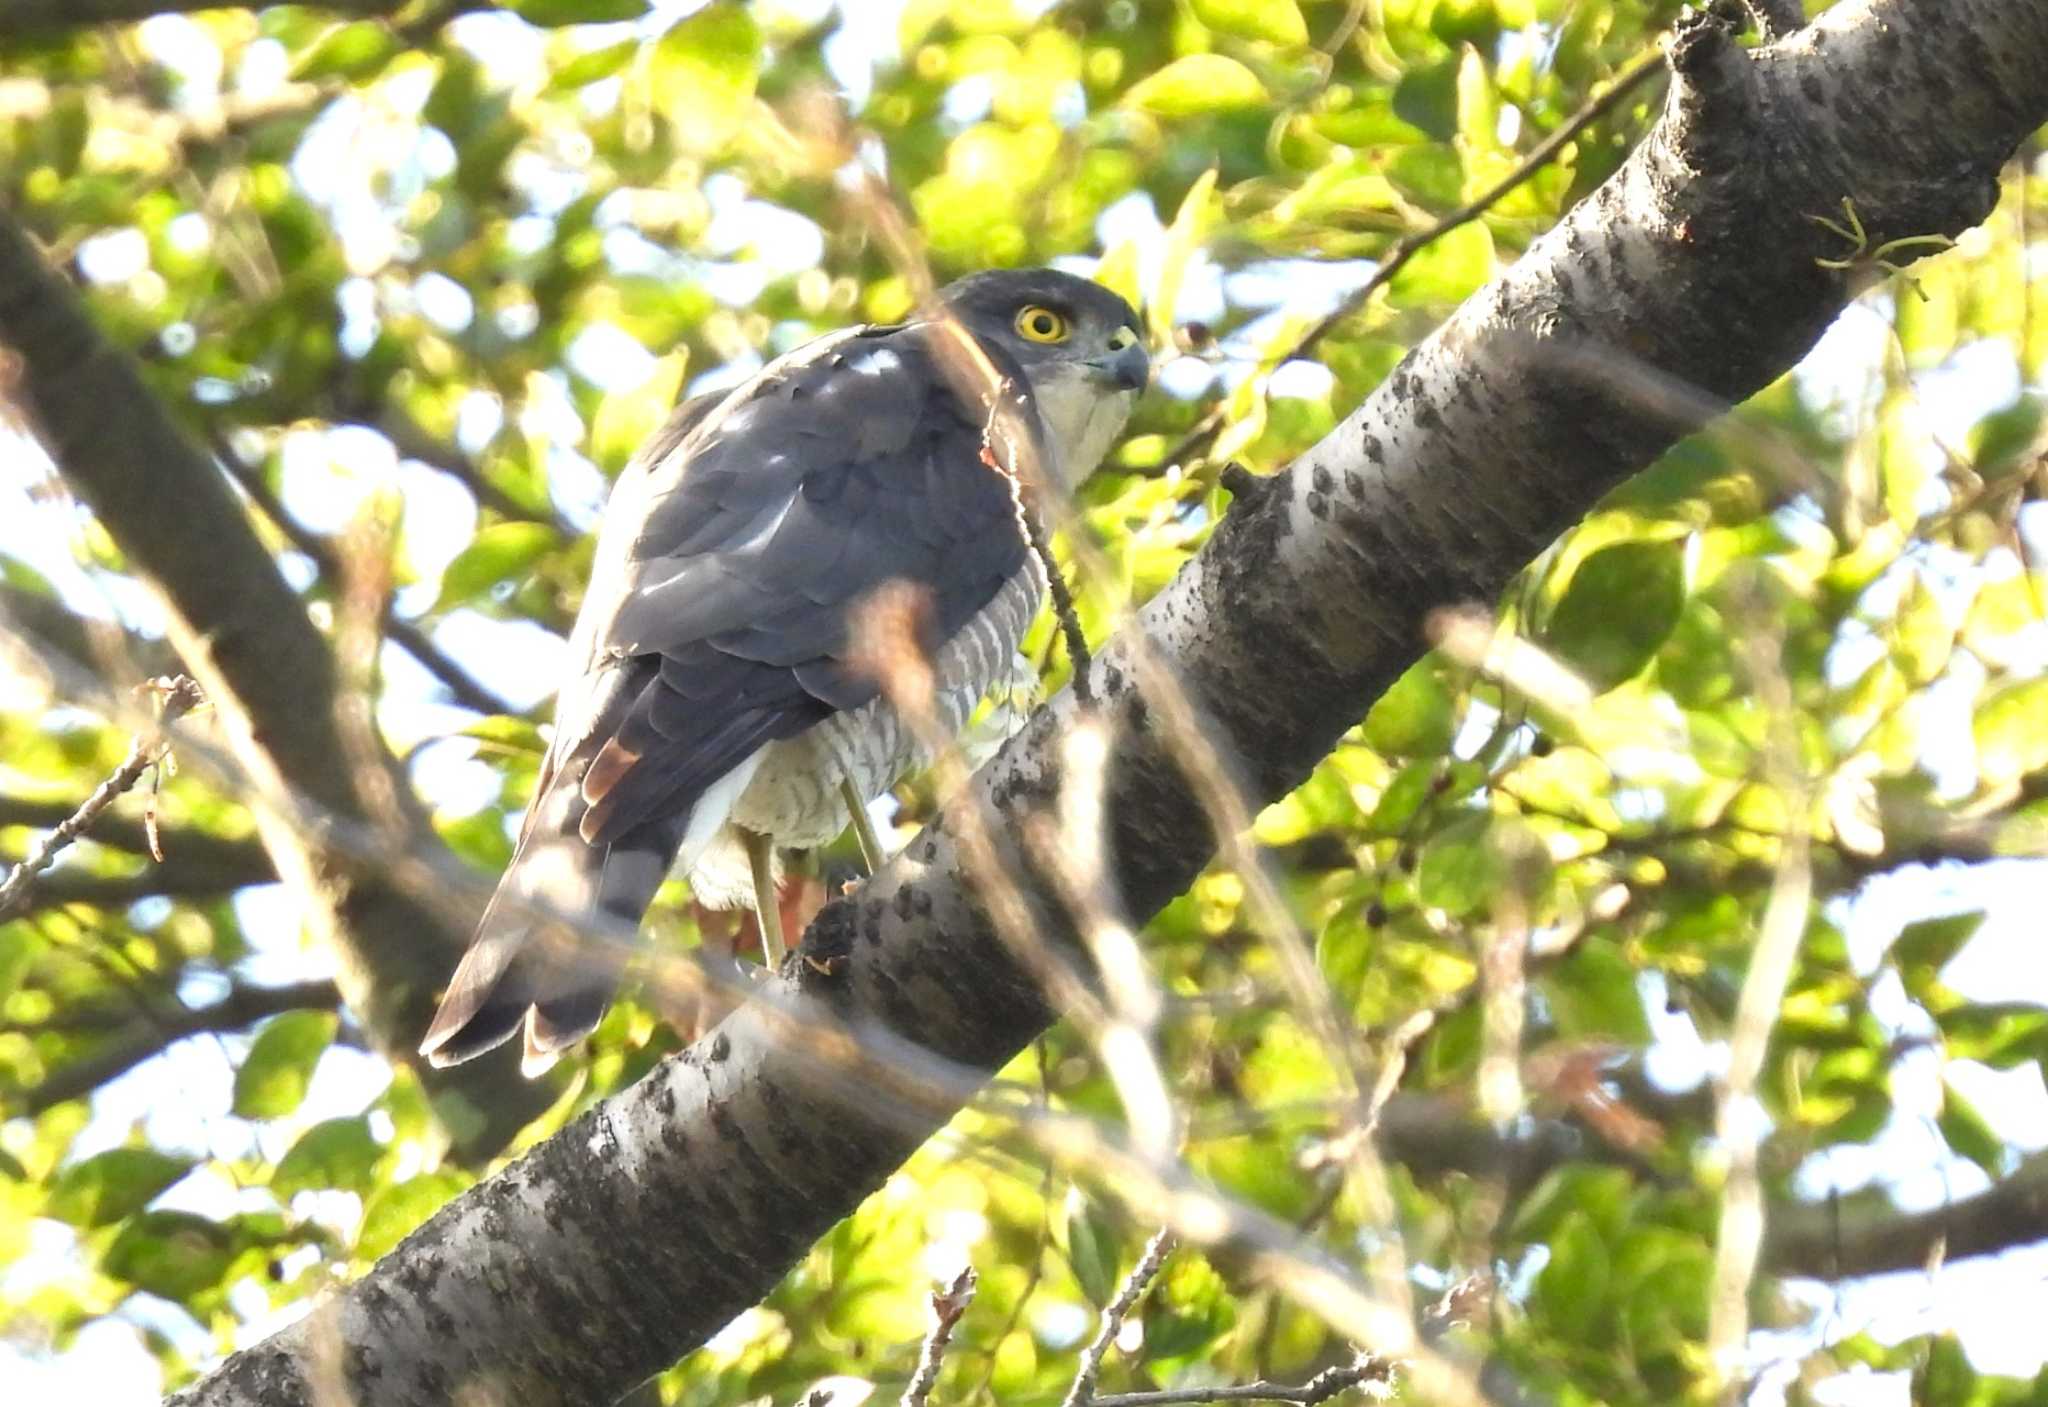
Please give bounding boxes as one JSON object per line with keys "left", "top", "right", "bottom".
{"left": 591, "top": 318, "right": 1036, "bottom": 660}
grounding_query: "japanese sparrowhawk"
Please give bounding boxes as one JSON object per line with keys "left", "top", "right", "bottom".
{"left": 421, "top": 269, "right": 1148, "bottom": 1072}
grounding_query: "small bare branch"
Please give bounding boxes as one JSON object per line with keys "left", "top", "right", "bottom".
{"left": 901, "top": 1266, "right": 979, "bottom": 1407}
{"left": 1064, "top": 1229, "right": 1176, "bottom": 1407}
{"left": 1093, "top": 1353, "right": 1396, "bottom": 1407}
{"left": 0, "top": 674, "right": 202, "bottom": 921}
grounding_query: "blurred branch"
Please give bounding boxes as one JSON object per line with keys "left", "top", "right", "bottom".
{"left": 0, "top": 0, "right": 402, "bottom": 33}
{"left": 1065, "top": 1230, "right": 1175, "bottom": 1407}
{"left": 0, "top": 204, "right": 552, "bottom": 1157}
{"left": 0, "top": 793, "right": 271, "bottom": 875}
{"left": 213, "top": 432, "right": 520, "bottom": 717}
{"left": 0, "top": 675, "right": 201, "bottom": 921}
{"left": 0, "top": 582, "right": 179, "bottom": 688}
{"left": 901, "top": 1267, "right": 977, "bottom": 1407}
{"left": 1158, "top": 47, "right": 1668, "bottom": 474}
{"left": 14, "top": 976, "right": 341, "bottom": 1116}
{"left": 1764, "top": 1153, "right": 2048, "bottom": 1279}
{"left": 2, "top": 845, "right": 276, "bottom": 914}
{"left": 1093, "top": 1355, "right": 1396, "bottom": 1407}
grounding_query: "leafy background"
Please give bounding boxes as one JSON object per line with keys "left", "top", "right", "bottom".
{"left": 4, "top": 0, "right": 2048, "bottom": 1403}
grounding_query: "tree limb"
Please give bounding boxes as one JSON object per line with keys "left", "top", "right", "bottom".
{"left": 12, "top": 977, "right": 341, "bottom": 1116}
{"left": 0, "top": 0, "right": 402, "bottom": 34}
{"left": 1764, "top": 1154, "right": 2048, "bottom": 1279}
{"left": 158, "top": 0, "right": 2048, "bottom": 1401}
{"left": 0, "top": 208, "right": 551, "bottom": 1155}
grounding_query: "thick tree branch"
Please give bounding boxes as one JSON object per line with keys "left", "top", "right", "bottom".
{"left": 0, "top": 0, "right": 402, "bottom": 34}
{"left": 0, "top": 209, "right": 550, "bottom": 1155}
{"left": 12, "top": 977, "right": 341, "bottom": 1116}
{"left": 1764, "top": 1154, "right": 2048, "bottom": 1279}
{"left": 163, "top": 1, "right": 2048, "bottom": 1402}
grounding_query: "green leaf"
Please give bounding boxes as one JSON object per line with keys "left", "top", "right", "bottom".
{"left": 651, "top": 5, "right": 761, "bottom": 151}
{"left": 1533, "top": 1211, "right": 1609, "bottom": 1341}
{"left": 1892, "top": 912, "right": 1983, "bottom": 995}
{"left": 1540, "top": 540, "right": 1687, "bottom": 692}
{"left": 1063, "top": 1192, "right": 1121, "bottom": 1306}
{"left": 1124, "top": 55, "right": 1269, "bottom": 117}
{"left": 358, "top": 1171, "right": 470, "bottom": 1260}
{"left": 1363, "top": 658, "right": 1456, "bottom": 756}
{"left": 547, "top": 39, "right": 640, "bottom": 91}
{"left": 1968, "top": 394, "right": 2044, "bottom": 477}
{"left": 1890, "top": 572, "right": 1951, "bottom": 685}
{"left": 46, "top": 1149, "right": 193, "bottom": 1228}
{"left": 273, "top": 1117, "right": 382, "bottom": 1199}
{"left": 1392, "top": 61, "right": 1458, "bottom": 141}
{"left": 1188, "top": 0, "right": 1308, "bottom": 46}
{"left": 291, "top": 22, "right": 401, "bottom": 82}
{"left": 233, "top": 1011, "right": 338, "bottom": 1120}
{"left": 513, "top": 0, "right": 649, "bottom": 25}
{"left": 434, "top": 521, "right": 558, "bottom": 613}
{"left": 1416, "top": 812, "right": 1498, "bottom": 917}
{"left": 1974, "top": 677, "right": 2048, "bottom": 787}
{"left": 589, "top": 351, "right": 688, "bottom": 473}
{"left": 1386, "top": 220, "right": 1494, "bottom": 308}
{"left": 103, "top": 1211, "right": 236, "bottom": 1301}
{"left": 1153, "top": 168, "right": 1219, "bottom": 346}
{"left": 1938, "top": 1079, "right": 2005, "bottom": 1177}
{"left": 1543, "top": 940, "right": 1649, "bottom": 1043}
{"left": 1366, "top": 759, "right": 1435, "bottom": 835}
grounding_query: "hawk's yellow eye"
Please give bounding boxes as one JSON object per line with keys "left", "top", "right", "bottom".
{"left": 1014, "top": 305, "right": 1070, "bottom": 343}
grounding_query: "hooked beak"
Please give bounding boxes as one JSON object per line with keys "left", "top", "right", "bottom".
{"left": 1086, "top": 339, "right": 1151, "bottom": 392}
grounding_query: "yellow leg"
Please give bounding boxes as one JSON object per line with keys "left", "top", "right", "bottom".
{"left": 742, "top": 828, "right": 785, "bottom": 969}
{"left": 840, "top": 777, "right": 886, "bottom": 875}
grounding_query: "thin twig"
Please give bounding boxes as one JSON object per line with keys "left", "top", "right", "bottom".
{"left": 0, "top": 674, "right": 202, "bottom": 921}
{"left": 1063, "top": 1229, "right": 1175, "bottom": 1407}
{"left": 1158, "top": 48, "right": 1667, "bottom": 473}
{"left": 1093, "top": 1354, "right": 1396, "bottom": 1407}
{"left": 902, "top": 1266, "right": 979, "bottom": 1407}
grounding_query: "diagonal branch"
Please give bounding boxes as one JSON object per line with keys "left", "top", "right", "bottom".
{"left": 12, "top": 977, "right": 342, "bottom": 1115}
{"left": 1764, "top": 1153, "right": 2048, "bottom": 1279}
{"left": 0, "top": 675, "right": 202, "bottom": 921}
{"left": 0, "top": 207, "right": 552, "bottom": 1156}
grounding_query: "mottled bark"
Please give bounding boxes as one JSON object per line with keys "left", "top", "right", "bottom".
{"left": 170, "top": 0, "right": 2048, "bottom": 1403}
{"left": 0, "top": 213, "right": 551, "bottom": 1156}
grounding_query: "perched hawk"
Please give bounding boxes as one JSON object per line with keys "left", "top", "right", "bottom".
{"left": 421, "top": 269, "right": 1148, "bottom": 1072}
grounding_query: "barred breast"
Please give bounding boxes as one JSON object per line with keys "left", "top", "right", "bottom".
{"left": 683, "top": 563, "right": 1042, "bottom": 905}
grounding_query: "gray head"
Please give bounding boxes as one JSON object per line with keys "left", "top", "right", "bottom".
{"left": 936, "top": 269, "right": 1149, "bottom": 484}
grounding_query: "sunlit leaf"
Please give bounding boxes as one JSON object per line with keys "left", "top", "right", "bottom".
{"left": 1540, "top": 539, "right": 1686, "bottom": 692}
{"left": 233, "top": 1011, "right": 339, "bottom": 1120}
{"left": 513, "top": 0, "right": 649, "bottom": 25}
{"left": 291, "top": 22, "right": 400, "bottom": 81}
{"left": 359, "top": 1171, "right": 472, "bottom": 1261}
{"left": 434, "top": 522, "right": 559, "bottom": 613}
{"left": 1386, "top": 220, "right": 1494, "bottom": 307}
{"left": 1188, "top": 0, "right": 1308, "bottom": 47}
{"left": 274, "top": 1118, "right": 383, "bottom": 1199}
{"left": 46, "top": 1149, "right": 193, "bottom": 1228}
{"left": 1123, "top": 55, "right": 1269, "bottom": 116}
